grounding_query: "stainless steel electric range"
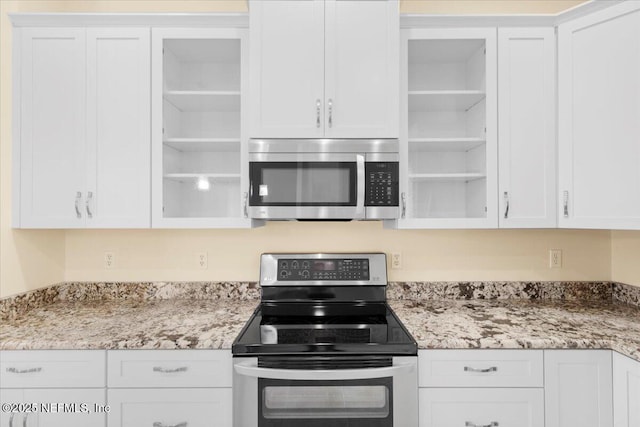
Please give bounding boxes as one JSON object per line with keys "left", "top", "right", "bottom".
{"left": 232, "top": 253, "right": 418, "bottom": 427}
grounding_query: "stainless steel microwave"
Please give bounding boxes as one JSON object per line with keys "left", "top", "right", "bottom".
{"left": 249, "top": 139, "right": 399, "bottom": 220}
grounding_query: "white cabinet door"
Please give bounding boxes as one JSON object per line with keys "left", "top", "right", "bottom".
{"left": 249, "top": 0, "right": 325, "bottom": 138}
{"left": 545, "top": 350, "right": 613, "bottom": 427}
{"left": 324, "top": 0, "right": 399, "bottom": 138}
{"left": 558, "top": 2, "right": 640, "bottom": 229}
{"left": 498, "top": 27, "right": 556, "bottom": 228}
{"left": 86, "top": 28, "right": 151, "bottom": 228}
{"left": 24, "top": 389, "right": 106, "bottom": 427}
{"left": 419, "top": 388, "right": 544, "bottom": 427}
{"left": 107, "top": 388, "right": 232, "bottom": 427}
{"left": 18, "top": 28, "right": 86, "bottom": 228}
{"left": 613, "top": 352, "right": 640, "bottom": 427}
{"left": 0, "top": 389, "right": 23, "bottom": 427}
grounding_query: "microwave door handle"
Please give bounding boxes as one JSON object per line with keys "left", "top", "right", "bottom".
{"left": 355, "top": 155, "right": 365, "bottom": 218}
{"left": 234, "top": 358, "right": 415, "bottom": 381}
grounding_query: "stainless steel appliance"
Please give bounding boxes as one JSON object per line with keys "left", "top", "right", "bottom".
{"left": 248, "top": 139, "right": 399, "bottom": 220}
{"left": 232, "top": 253, "right": 418, "bottom": 427}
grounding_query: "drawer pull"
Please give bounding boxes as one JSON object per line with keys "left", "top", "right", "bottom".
{"left": 153, "top": 423, "right": 187, "bottom": 427}
{"left": 6, "top": 367, "right": 42, "bottom": 374}
{"left": 153, "top": 366, "right": 188, "bottom": 374}
{"left": 463, "top": 366, "right": 497, "bottom": 373}
{"left": 466, "top": 422, "right": 499, "bottom": 427}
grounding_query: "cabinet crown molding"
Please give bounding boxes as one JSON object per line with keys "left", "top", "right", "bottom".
{"left": 9, "top": 13, "right": 249, "bottom": 28}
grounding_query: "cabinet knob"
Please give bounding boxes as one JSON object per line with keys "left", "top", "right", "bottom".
{"left": 86, "top": 191, "right": 93, "bottom": 219}
{"left": 503, "top": 191, "right": 509, "bottom": 219}
{"left": 563, "top": 190, "right": 569, "bottom": 218}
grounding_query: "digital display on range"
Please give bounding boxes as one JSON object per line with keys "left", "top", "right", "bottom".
{"left": 313, "top": 261, "right": 335, "bottom": 271}
{"left": 277, "top": 258, "right": 369, "bottom": 281}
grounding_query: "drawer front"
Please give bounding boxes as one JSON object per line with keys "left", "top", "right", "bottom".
{"left": 419, "top": 349, "right": 544, "bottom": 387}
{"left": 419, "top": 388, "right": 544, "bottom": 427}
{"left": 107, "top": 350, "right": 231, "bottom": 388}
{"left": 107, "top": 388, "right": 231, "bottom": 427}
{"left": 0, "top": 350, "right": 106, "bottom": 388}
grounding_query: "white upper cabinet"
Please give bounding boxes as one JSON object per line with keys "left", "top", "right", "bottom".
{"left": 249, "top": 0, "right": 399, "bottom": 138}
{"left": 398, "top": 28, "right": 498, "bottom": 229}
{"left": 18, "top": 28, "right": 86, "bottom": 228}
{"left": 558, "top": 1, "right": 640, "bottom": 230}
{"left": 15, "top": 27, "right": 151, "bottom": 229}
{"left": 498, "top": 27, "right": 557, "bottom": 228}
{"left": 151, "top": 28, "right": 251, "bottom": 228}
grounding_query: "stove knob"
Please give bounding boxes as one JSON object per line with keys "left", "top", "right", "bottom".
{"left": 292, "top": 261, "right": 299, "bottom": 270}
{"left": 280, "top": 270, "right": 288, "bottom": 278}
{"left": 302, "top": 270, "right": 310, "bottom": 279}
{"left": 302, "top": 261, "right": 310, "bottom": 269}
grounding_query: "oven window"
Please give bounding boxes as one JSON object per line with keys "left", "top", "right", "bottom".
{"left": 263, "top": 385, "right": 389, "bottom": 418}
{"left": 259, "top": 377, "right": 393, "bottom": 427}
{"left": 249, "top": 162, "right": 356, "bottom": 206}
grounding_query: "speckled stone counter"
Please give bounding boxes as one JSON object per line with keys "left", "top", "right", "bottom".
{"left": 390, "top": 299, "right": 640, "bottom": 361}
{"left": 1, "top": 281, "right": 639, "bottom": 361}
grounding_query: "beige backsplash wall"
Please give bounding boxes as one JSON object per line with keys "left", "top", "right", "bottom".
{"left": 2, "top": 0, "right": 637, "bottom": 298}
{"left": 65, "top": 225, "right": 612, "bottom": 283}
{"left": 611, "top": 231, "right": 640, "bottom": 287}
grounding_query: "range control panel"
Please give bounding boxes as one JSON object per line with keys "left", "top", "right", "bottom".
{"left": 277, "top": 258, "right": 370, "bottom": 281}
{"left": 365, "top": 162, "right": 399, "bottom": 207}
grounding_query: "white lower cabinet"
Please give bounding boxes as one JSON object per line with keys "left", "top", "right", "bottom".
{"left": 107, "top": 388, "right": 231, "bottom": 427}
{"left": 105, "top": 350, "right": 232, "bottom": 427}
{"left": 0, "top": 350, "right": 107, "bottom": 427}
{"left": 545, "top": 350, "right": 613, "bottom": 427}
{"left": 0, "top": 389, "right": 106, "bottom": 427}
{"left": 419, "top": 388, "right": 544, "bottom": 427}
{"left": 613, "top": 352, "right": 640, "bottom": 427}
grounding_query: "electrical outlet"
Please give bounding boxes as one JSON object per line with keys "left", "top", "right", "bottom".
{"left": 104, "top": 252, "right": 115, "bottom": 269}
{"left": 391, "top": 253, "right": 402, "bottom": 269}
{"left": 196, "top": 252, "right": 208, "bottom": 269}
{"left": 549, "top": 249, "right": 562, "bottom": 269}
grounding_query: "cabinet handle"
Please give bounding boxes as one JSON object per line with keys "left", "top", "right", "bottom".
{"left": 6, "top": 367, "right": 42, "bottom": 374}
{"left": 86, "top": 191, "right": 93, "bottom": 219}
{"left": 503, "top": 191, "right": 509, "bottom": 219}
{"left": 243, "top": 192, "right": 249, "bottom": 218}
{"left": 465, "top": 422, "right": 498, "bottom": 427}
{"left": 463, "top": 366, "right": 497, "bottom": 373}
{"left": 563, "top": 190, "right": 569, "bottom": 218}
{"left": 316, "top": 99, "right": 321, "bottom": 128}
{"left": 9, "top": 413, "right": 15, "bottom": 427}
{"left": 401, "top": 192, "right": 406, "bottom": 219}
{"left": 153, "top": 366, "right": 188, "bottom": 373}
{"left": 22, "top": 413, "right": 28, "bottom": 427}
{"left": 75, "top": 192, "right": 82, "bottom": 219}
{"left": 328, "top": 98, "right": 333, "bottom": 128}
{"left": 153, "top": 423, "right": 187, "bottom": 427}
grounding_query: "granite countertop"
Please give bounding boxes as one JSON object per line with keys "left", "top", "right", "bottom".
{"left": 1, "top": 281, "right": 639, "bottom": 362}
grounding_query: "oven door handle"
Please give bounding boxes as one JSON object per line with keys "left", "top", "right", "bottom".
{"left": 355, "top": 154, "right": 365, "bottom": 218}
{"left": 234, "top": 358, "right": 415, "bottom": 381}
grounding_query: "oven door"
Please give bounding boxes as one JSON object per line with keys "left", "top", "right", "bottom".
{"left": 233, "top": 357, "right": 417, "bottom": 427}
{"left": 249, "top": 153, "right": 365, "bottom": 219}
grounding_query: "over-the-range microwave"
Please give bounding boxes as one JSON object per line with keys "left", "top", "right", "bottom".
{"left": 248, "top": 139, "right": 399, "bottom": 220}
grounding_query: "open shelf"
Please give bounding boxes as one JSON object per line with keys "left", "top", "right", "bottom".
{"left": 164, "top": 173, "right": 241, "bottom": 182}
{"left": 408, "top": 90, "right": 485, "bottom": 111}
{"left": 163, "top": 138, "right": 241, "bottom": 152}
{"left": 409, "top": 173, "right": 486, "bottom": 182}
{"left": 163, "top": 90, "right": 240, "bottom": 112}
{"left": 408, "top": 137, "right": 485, "bottom": 152}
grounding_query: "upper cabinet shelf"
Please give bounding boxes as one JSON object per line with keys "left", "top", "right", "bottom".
{"left": 163, "top": 91, "right": 240, "bottom": 112}
{"left": 408, "top": 90, "right": 486, "bottom": 111}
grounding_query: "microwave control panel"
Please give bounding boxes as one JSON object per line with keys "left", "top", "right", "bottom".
{"left": 277, "top": 258, "right": 370, "bottom": 281}
{"left": 365, "top": 162, "right": 399, "bottom": 207}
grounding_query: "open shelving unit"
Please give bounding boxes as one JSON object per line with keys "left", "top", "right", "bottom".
{"left": 403, "top": 35, "right": 495, "bottom": 224}
{"left": 158, "top": 36, "right": 244, "bottom": 221}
